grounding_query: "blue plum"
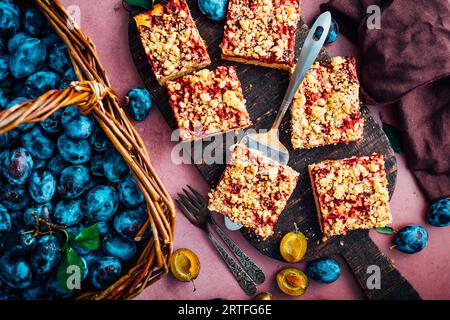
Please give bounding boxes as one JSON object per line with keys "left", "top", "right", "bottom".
{"left": 45, "top": 277, "right": 72, "bottom": 299}
{"left": 47, "top": 43, "right": 71, "bottom": 74}
{"left": 97, "top": 220, "right": 112, "bottom": 236}
{"left": 0, "top": 87, "right": 9, "bottom": 109}
{"left": 24, "top": 202, "right": 53, "bottom": 227}
{"left": 83, "top": 185, "right": 118, "bottom": 222}
{"left": 30, "top": 235, "right": 61, "bottom": 274}
{"left": 90, "top": 153, "right": 105, "bottom": 177}
{"left": 28, "top": 168, "right": 56, "bottom": 203}
{"left": 40, "top": 109, "right": 63, "bottom": 134}
{"left": 0, "top": 54, "right": 9, "bottom": 81}
{"left": 306, "top": 258, "right": 341, "bottom": 284}
{"left": 90, "top": 256, "right": 121, "bottom": 290}
{"left": 0, "top": 36, "right": 5, "bottom": 53}
{"left": 197, "top": 0, "right": 228, "bottom": 21}
{"left": 22, "top": 126, "right": 55, "bottom": 160}
{"left": 0, "top": 292, "right": 20, "bottom": 300}
{"left": 82, "top": 250, "right": 104, "bottom": 269}
{"left": 103, "top": 149, "right": 129, "bottom": 183}
{"left": 0, "top": 204, "right": 11, "bottom": 234}
{"left": 394, "top": 225, "right": 429, "bottom": 254}
{"left": 57, "top": 165, "right": 90, "bottom": 198}
{"left": 41, "top": 33, "right": 60, "bottom": 49}
{"left": 33, "top": 158, "right": 47, "bottom": 170}
{"left": 2, "top": 148, "right": 34, "bottom": 185}
{"left": 0, "top": 1, "right": 20, "bottom": 36}
{"left": 0, "top": 129, "right": 20, "bottom": 148}
{"left": 53, "top": 199, "right": 84, "bottom": 226}
{"left": 0, "top": 148, "right": 8, "bottom": 163}
{"left": 8, "top": 210, "right": 24, "bottom": 228}
{"left": 57, "top": 134, "right": 92, "bottom": 164}
{"left": 22, "top": 284, "right": 50, "bottom": 300}
{"left": 427, "top": 198, "right": 450, "bottom": 227}
{"left": 0, "top": 183, "right": 30, "bottom": 210}
{"left": 103, "top": 234, "right": 136, "bottom": 261}
{"left": 23, "top": 7, "right": 49, "bottom": 36}
{"left": 89, "top": 127, "right": 111, "bottom": 152}
{"left": 118, "top": 175, "right": 144, "bottom": 208}
{"left": 61, "top": 105, "right": 94, "bottom": 139}
{"left": 25, "top": 70, "right": 60, "bottom": 98}
{"left": 9, "top": 38, "right": 46, "bottom": 78}
{"left": 125, "top": 87, "right": 152, "bottom": 121}
{"left": 0, "top": 255, "right": 32, "bottom": 289}
{"left": 114, "top": 208, "right": 147, "bottom": 240}
{"left": 59, "top": 67, "right": 77, "bottom": 89}
{"left": 47, "top": 154, "right": 69, "bottom": 175}
{"left": 313, "top": 16, "right": 339, "bottom": 44}
{"left": 2, "top": 227, "right": 36, "bottom": 256}
{"left": 65, "top": 223, "right": 84, "bottom": 238}
{"left": 8, "top": 32, "right": 30, "bottom": 53}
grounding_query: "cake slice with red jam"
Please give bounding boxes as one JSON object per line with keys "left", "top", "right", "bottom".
{"left": 208, "top": 144, "right": 299, "bottom": 239}
{"left": 291, "top": 56, "right": 363, "bottom": 149}
{"left": 308, "top": 154, "right": 392, "bottom": 240}
{"left": 166, "top": 66, "right": 252, "bottom": 141}
{"left": 220, "top": 0, "right": 301, "bottom": 71}
{"left": 134, "top": 0, "right": 211, "bottom": 86}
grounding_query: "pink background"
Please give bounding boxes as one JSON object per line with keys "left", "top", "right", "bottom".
{"left": 60, "top": 0, "right": 450, "bottom": 299}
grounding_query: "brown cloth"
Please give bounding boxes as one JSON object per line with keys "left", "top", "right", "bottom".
{"left": 321, "top": 0, "right": 450, "bottom": 201}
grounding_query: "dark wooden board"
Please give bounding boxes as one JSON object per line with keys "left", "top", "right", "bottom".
{"left": 128, "top": 1, "right": 420, "bottom": 300}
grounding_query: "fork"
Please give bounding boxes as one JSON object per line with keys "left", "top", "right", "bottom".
{"left": 176, "top": 186, "right": 265, "bottom": 295}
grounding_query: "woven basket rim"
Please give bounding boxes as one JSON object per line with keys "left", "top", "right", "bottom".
{"left": 0, "top": 0, "right": 176, "bottom": 300}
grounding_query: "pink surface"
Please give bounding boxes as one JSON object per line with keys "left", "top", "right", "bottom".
{"left": 61, "top": 0, "right": 450, "bottom": 300}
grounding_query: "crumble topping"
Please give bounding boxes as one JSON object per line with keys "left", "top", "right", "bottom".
{"left": 167, "top": 66, "right": 252, "bottom": 141}
{"left": 221, "top": 0, "right": 301, "bottom": 69}
{"left": 308, "top": 154, "right": 392, "bottom": 240}
{"left": 134, "top": 0, "right": 211, "bottom": 85}
{"left": 208, "top": 144, "right": 299, "bottom": 239}
{"left": 291, "top": 56, "right": 363, "bottom": 149}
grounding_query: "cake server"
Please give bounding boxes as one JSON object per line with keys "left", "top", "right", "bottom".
{"left": 240, "top": 11, "right": 331, "bottom": 166}
{"left": 224, "top": 12, "right": 332, "bottom": 231}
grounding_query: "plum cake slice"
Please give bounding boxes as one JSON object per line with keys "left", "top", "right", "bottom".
{"left": 166, "top": 66, "right": 252, "bottom": 141}
{"left": 134, "top": 0, "right": 211, "bottom": 86}
{"left": 220, "top": 0, "right": 301, "bottom": 70}
{"left": 308, "top": 154, "right": 392, "bottom": 240}
{"left": 208, "top": 144, "right": 299, "bottom": 239}
{"left": 291, "top": 56, "right": 363, "bottom": 149}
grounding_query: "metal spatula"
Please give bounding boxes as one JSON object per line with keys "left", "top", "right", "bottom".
{"left": 241, "top": 11, "right": 332, "bottom": 165}
{"left": 224, "top": 12, "right": 332, "bottom": 231}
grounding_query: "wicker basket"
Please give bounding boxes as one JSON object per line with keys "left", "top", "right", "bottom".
{"left": 0, "top": 0, "right": 176, "bottom": 300}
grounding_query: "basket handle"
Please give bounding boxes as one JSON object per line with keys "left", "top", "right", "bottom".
{"left": 0, "top": 81, "right": 112, "bottom": 134}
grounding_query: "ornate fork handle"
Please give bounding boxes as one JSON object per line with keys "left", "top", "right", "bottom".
{"left": 207, "top": 232, "right": 257, "bottom": 296}
{"left": 213, "top": 224, "right": 265, "bottom": 284}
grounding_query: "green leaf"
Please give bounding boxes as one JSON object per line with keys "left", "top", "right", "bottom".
{"left": 72, "top": 224, "right": 100, "bottom": 251}
{"left": 61, "top": 230, "right": 70, "bottom": 252}
{"left": 57, "top": 247, "right": 86, "bottom": 291}
{"left": 124, "top": 0, "right": 154, "bottom": 10}
{"left": 382, "top": 123, "right": 402, "bottom": 153}
{"left": 375, "top": 226, "right": 395, "bottom": 235}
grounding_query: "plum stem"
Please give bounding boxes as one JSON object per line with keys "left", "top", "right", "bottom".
{"left": 28, "top": 211, "right": 67, "bottom": 237}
